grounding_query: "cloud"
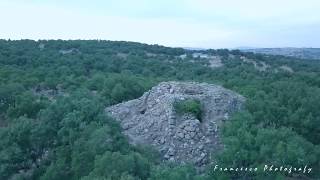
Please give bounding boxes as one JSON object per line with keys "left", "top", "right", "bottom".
{"left": 0, "top": 1, "right": 236, "bottom": 48}
{"left": 0, "top": 0, "right": 319, "bottom": 48}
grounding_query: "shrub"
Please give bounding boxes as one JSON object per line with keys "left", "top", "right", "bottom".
{"left": 173, "top": 99, "right": 202, "bottom": 121}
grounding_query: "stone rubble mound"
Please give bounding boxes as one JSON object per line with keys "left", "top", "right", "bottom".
{"left": 105, "top": 81, "right": 245, "bottom": 167}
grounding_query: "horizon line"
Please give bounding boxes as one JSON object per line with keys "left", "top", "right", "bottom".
{"left": 1, "top": 38, "right": 319, "bottom": 49}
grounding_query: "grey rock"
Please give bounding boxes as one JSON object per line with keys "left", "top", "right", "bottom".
{"left": 164, "top": 154, "right": 170, "bottom": 159}
{"left": 159, "top": 137, "right": 165, "bottom": 144}
{"left": 177, "top": 132, "right": 184, "bottom": 139}
{"left": 105, "top": 81, "right": 245, "bottom": 167}
{"left": 167, "top": 148, "right": 175, "bottom": 156}
{"left": 198, "top": 145, "right": 204, "bottom": 150}
{"left": 185, "top": 134, "right": 191, "bottom": 140}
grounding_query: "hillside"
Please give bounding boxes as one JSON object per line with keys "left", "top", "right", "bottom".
{"left": 0, "top": 40, "right": 320, "bottom": 180}
{"left": 242, "top": 48, "right": 320, "bottom": 60}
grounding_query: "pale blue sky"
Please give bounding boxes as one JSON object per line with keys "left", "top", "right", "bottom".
{"left": 0, "top": 0, "right": 319, "bottom": 48}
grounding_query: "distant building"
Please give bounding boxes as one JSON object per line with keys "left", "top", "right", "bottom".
{"left": 192, "top": 53, "right": 209, "bottom": 59}
{"left": 179, "top": 54, "right": 187, "bottom": 59}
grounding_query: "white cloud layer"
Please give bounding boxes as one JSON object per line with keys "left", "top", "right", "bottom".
{"left": 0, "top": 0, "right": 319, "bottom": 48}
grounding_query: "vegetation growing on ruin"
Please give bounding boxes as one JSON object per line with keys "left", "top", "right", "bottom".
{"left": 174, "top": 99, "right": 202, "bottom": 121}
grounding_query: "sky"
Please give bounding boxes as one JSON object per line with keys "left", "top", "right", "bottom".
{"left": 0, "top": 0, "right": 319, "bottom": 48}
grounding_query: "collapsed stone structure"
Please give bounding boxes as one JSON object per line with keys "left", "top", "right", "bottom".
{"left": 105, "top": 81, "right": 245, "bottom": 167}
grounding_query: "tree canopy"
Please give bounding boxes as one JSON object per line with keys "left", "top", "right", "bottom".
{"left": 0, "top": 40, "right": 319, "bottom": 179}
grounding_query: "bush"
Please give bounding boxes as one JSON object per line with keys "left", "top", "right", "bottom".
{"left": 173, "top": 99, "right": 202, "bottom": 121}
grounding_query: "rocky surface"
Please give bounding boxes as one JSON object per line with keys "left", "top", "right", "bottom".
{"left": 105, "top": 81, "right": 245, "bottom": 167}
{"left": 59, "top": 48, "right": 81, "bottom": 55}
{"left": 241, "top": 56, "right": 270, "bottom": 71}
{"left": 208, "top": 56, "right": 223, "bottom": 68}
{"left": 279, "top": 65, "right": 294, "bottom": 73}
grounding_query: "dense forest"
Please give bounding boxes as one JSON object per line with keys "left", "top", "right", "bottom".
{"left": 0, "top": 40, "right": 319, "bottom": 180}
{"left": 242, "top": 48, "right": 320, "bottom": 60}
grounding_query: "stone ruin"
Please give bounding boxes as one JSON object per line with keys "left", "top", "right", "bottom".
{"left": 105, "top": 81, "right": 245, "bottom": 168}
